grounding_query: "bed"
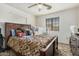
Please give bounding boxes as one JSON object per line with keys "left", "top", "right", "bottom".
{"left": 5, "top": 23, "right": 58, "bottom": 56}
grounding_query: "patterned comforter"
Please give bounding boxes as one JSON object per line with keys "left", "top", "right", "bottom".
{"left": 7, "top": 35, "right": 54, "bottom": 56}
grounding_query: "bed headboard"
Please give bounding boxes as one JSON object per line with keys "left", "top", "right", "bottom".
{"left": 5, "top": 23, "right": 31, "bottom": 42}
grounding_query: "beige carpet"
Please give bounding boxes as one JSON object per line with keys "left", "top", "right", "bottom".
{"left": 0, "top": 43, "right": 72, "bottom": 56}
{"left": 57, "top": 43, "right": 72, "bottom": 56}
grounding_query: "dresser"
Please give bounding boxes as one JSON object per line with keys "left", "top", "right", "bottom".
{"left": 70, "top": 34, "right": 79, "bottom": 56}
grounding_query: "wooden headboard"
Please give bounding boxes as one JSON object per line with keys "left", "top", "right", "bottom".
{"left": 5, "top": 23, "right": 31, "bottom": 42}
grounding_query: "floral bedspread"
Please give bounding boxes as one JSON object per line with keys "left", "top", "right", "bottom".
{"left": 7, "top": 35, "right": 54, "bottom": 56}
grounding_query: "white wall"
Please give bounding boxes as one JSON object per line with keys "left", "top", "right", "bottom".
{"left": 36, "top": 7, "right": 78, "bottom": 44}
{"left": 0, "top": 4, "right": 36, "bottom": 25}
{"left": 76, "top": 7, "right": 79, "bottom": 27}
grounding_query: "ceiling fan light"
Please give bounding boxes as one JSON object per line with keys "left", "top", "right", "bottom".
{"left": 38, "top": 4, "right": 42, "bottom": 9}
{"left": 38, "top": 4, "right": 42, "bottom": 11}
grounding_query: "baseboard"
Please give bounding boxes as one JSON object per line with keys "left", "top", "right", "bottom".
{"left": 58, "top": 42, "right": 69, "bottom": 45}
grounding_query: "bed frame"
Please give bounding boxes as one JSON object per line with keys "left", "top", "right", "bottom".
{"left": 40, "top": 36, "right": 58, "bottom": 56}
{"left": 5, "top": 23, "right": 31, "bottom": 42}
{"left": 5, "top": 23, "right": 58, "bottom": 56}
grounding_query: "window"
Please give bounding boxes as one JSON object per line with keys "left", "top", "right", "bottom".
{"left": 46, "top": 17, "right": 59, "bottom": 31}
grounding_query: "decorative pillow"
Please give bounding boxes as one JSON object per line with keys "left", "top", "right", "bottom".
{"left": 17, "top": 32, "right": 24, "bottom": 37}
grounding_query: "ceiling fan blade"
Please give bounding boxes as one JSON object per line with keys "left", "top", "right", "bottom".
{"left": 28, "top": 4, "right": 38, "bottom": 8}
{"left": 42, "top": 3, "right": 52, "bottom": 9}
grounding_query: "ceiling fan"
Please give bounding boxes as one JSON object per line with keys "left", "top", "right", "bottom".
{"left": 28, "top": 3, "right": 52, "bottom": 11}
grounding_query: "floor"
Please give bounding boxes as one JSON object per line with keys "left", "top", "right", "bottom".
{"left": 0, "top": 43, "right": 72, "bottom": 56}
{"left": 57, "top": 43, "right": 72, "bottom": 56}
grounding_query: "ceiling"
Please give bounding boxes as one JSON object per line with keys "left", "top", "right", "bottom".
{"left": 6, "top": 3, "right": 79, "bottom": 16}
